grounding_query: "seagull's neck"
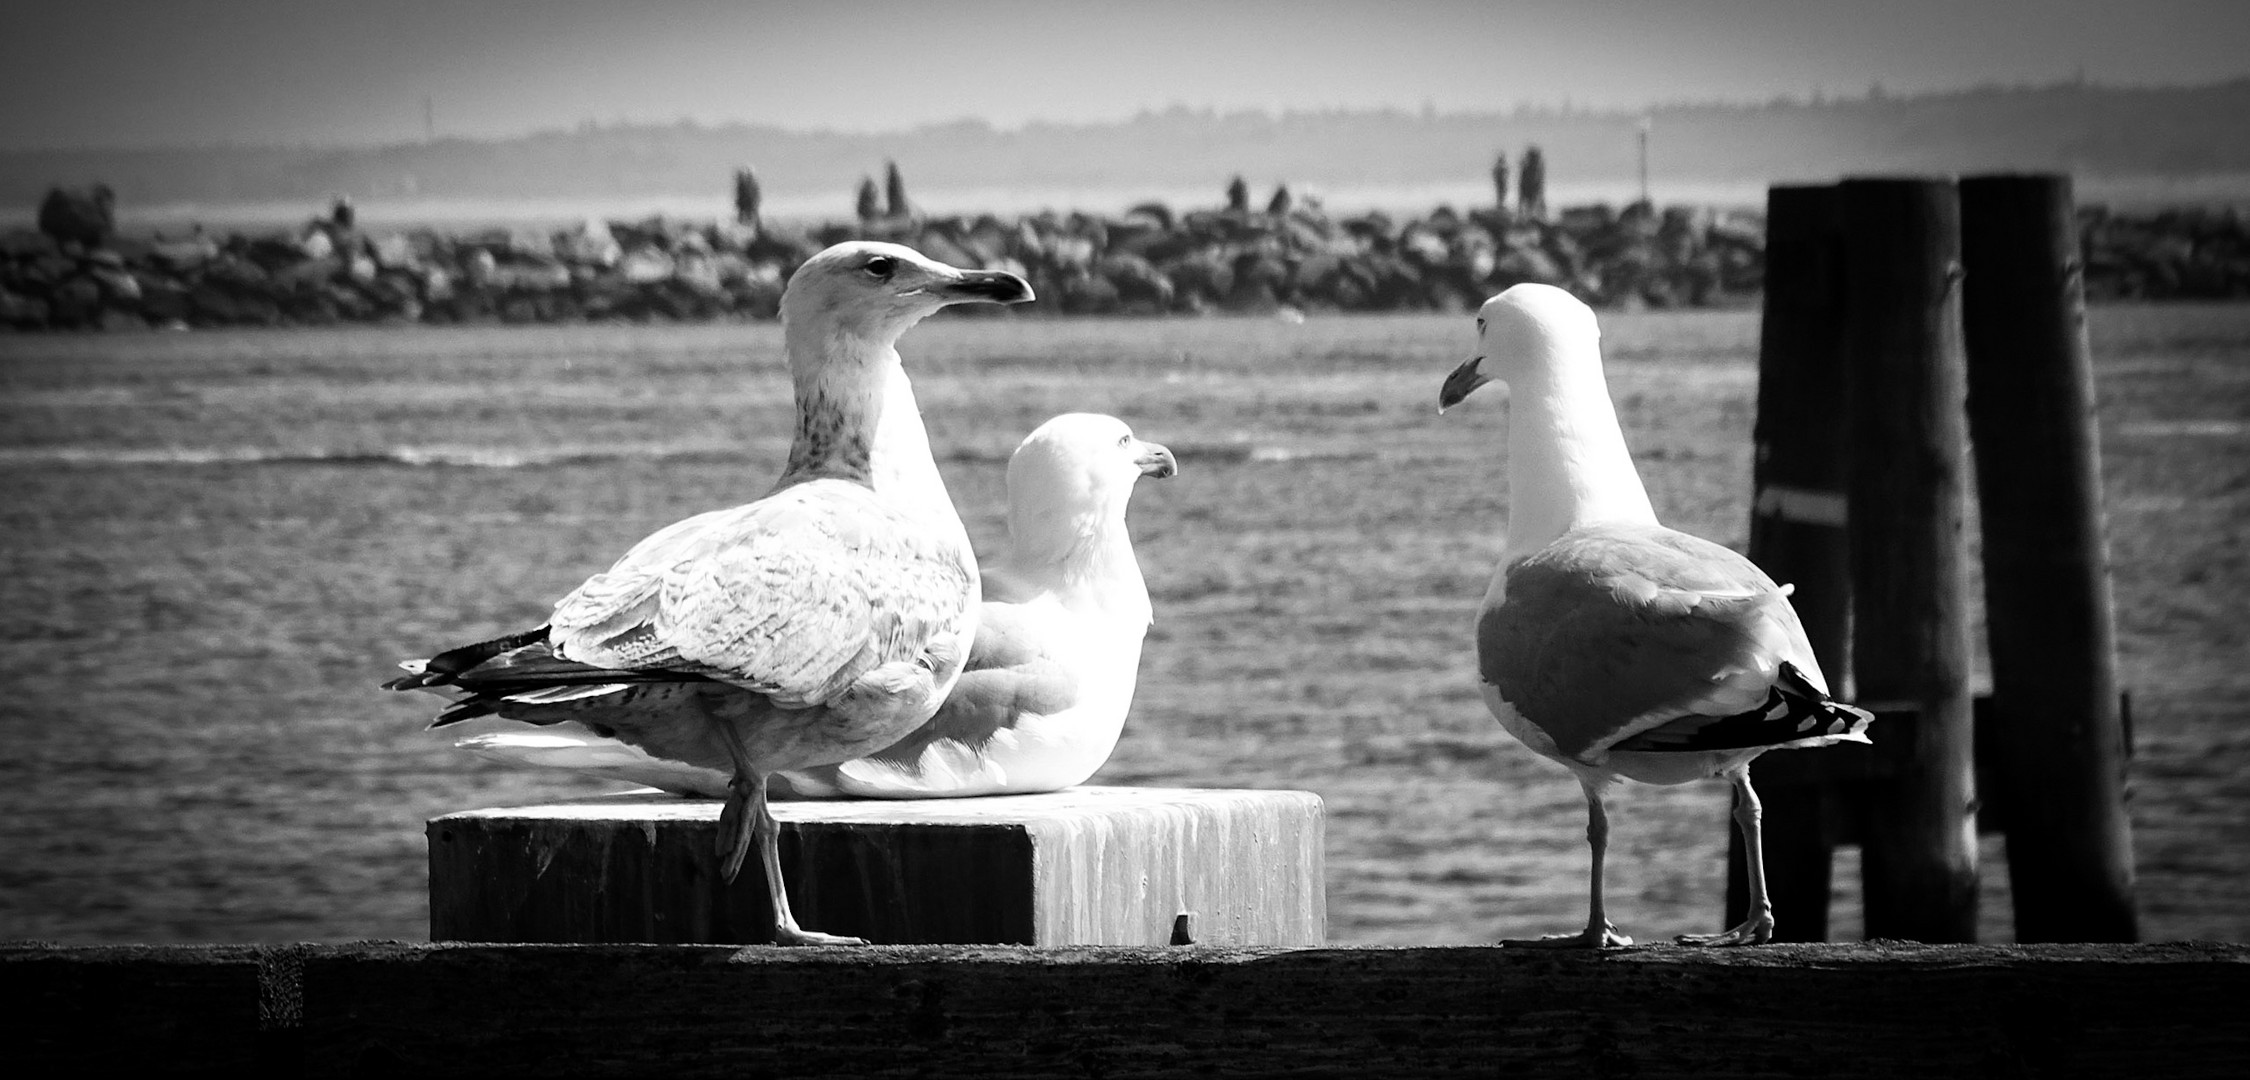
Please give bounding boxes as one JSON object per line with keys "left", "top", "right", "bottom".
{"left": 869, "top": 364, "right": 974, "bottom": 555}
{"left": 775, "top": 328, "right": 889, "bottom": 487}
{"left": 1008, "top": 497, "right": 1151, "bottom": 622}
{"left": 1504, "top": 349, "right": 1657, "bottom": 555}
{"left": 774, "top": 333, "right": 975, "bottom": 565}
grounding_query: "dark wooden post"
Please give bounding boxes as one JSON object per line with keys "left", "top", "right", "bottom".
{"left": 1728, "top": 183, "right": 1853, "bottom": 941}
{"left": 1838, "top": 177, "right": 1980, "bottom": 942}
{"left": 1748, "top": 185, "right": 1855, "bottom": 691}
{"left": 1958, "top": 173, "right": 2138, "bottom": 942}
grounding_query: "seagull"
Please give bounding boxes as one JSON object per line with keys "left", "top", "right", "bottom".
{"left": 456, "top": 412, "right": 1178, "bottom": 800}
{"left": 387, "top": 241, "right": 1032, "bottom": 946}
{"left": 781, "top": 412, "right": 1175, "bottom": 796}
{"left": 1438, "top": 283, "right": 1872, "bottom": 948}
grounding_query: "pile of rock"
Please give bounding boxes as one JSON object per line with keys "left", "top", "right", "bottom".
{"left": 0, "top": 215, "right": 808, "bottom": 330}
{"left": 2080, "top": 206, "right": 2250, "bottom": 301}
{"left": 896, "top": 199, "right": 1764, "bottom": 317}
{"left": 0, "top": 198, "right": 2239, "bottom": 331}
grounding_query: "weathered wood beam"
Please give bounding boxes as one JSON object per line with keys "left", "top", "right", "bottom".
{"left": 6, "top": 942, "right": 2244, "bottom": 1078}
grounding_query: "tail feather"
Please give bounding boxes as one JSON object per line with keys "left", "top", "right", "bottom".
{"left": 1612, "top": 661, "right": 1875, "bottom": 753}
{"left": 391, "top": 626, "right": 716, "bottom": 728}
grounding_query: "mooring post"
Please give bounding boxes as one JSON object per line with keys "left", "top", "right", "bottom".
{"left": 428, "top": 788, "right": 1326, "bottom": 946}
{"left": 1958, "top": 173, "right": 2139, "bottom": 943}
{"left": 1838, "top": 176, "right": 1980, "bottom": 943}
{"left": 1728, "top": 182, "right": 1854, "bottom": 941}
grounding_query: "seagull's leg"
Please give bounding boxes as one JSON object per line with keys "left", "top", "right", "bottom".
{"left": 1678, "top": 766, "right": 1776, "bottom": 946}
{"left": 701, "top": 702, "right": 867, "bottom": 946}
{"left": 1504, "top": 776, "right": 1633, "bottom": 948}
{"left": 706, "top": 704, "right": 762, "bottom": 884}
{"left": 751, "top": 776, "right": 866, "bottom": 947}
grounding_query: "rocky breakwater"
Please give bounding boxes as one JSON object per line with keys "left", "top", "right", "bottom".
{"left": 0, "top": 216, "right": 801, "bottom": 330}
{"left": 0, "top": 200, "right": 2240, "bottom": 331}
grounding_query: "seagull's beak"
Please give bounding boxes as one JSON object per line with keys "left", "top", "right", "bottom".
{"left": 1438, "top": 355, "right": 1493, "bottom": 413}
{"left": 934, "top": 267, "right": 1035, "bottom": 306}
{"left": 1133, "top": 440, "right": 1178, "bottom": 480}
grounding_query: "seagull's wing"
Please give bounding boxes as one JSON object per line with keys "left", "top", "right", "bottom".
{"left": 1479, "top": 523, "right": 1851, "bottom": 761}
{"left": 875, "top": 598, "right": 1079, "bottom": 752}
{"left": 550, "top": 479, "right": 976, "bottom": 710}
{"left": 767, "top": 597, "right": 1084, "bottom": 797}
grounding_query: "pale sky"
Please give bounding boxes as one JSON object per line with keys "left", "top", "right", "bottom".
{"left": 3, "top": 0, "right": 2246, "bottom": 149}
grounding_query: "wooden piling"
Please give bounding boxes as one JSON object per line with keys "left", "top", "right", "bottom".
{"left": 1958, "top": 173, "right": 2138, "bottom": 942}
{"left": 1746, "top": 184, "right": 1855, "bottom": 684}
{"left": 1729, "top": 183, "right": 1853, "bottom": 941}
{"left": 1837, "top": 176, "right": 1981, "bottom": 942}
{"left": 428, "top": 787, "right": 1326, "bottom": 946}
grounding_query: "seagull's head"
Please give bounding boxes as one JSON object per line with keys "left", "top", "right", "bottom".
{"left": 1008, "top": 413, "right": 1175, "bottom": 530}
{"left": 782, "top": 241, "right": 1034, "bottom": 344}
{"left": 1438, "top": 283, "right": 1600, "bottom": 413}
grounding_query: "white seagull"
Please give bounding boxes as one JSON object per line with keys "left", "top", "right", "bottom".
{"left": 388, "top": 241, "right": 1032, "bottom": 946}
{"left": 1438, "top": 284, "right": 1872, "bottom": 948}
{"left": 457, "top": 412, "right": 1178, "bottom": 799}
{"left": 780, "top": 412, "right": 1175, "bottom": 796}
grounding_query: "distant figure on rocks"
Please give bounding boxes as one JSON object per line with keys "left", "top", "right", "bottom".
{"left": 329, "top": 195, "right": 355, "bottom": 230}
{"left": 1226, "top": 175, "right": 1249, "bottom": 214}
{"left": 856, "top": 175, "right": 881, "bottom": 221}
{"left": 1267, "top": 183, "right": 1293, "bottom": 217}
{"left": 38, "top": 183, "right": 115, "bottom": 247}
{"left": 1519, "top": 146, "right": 1547, "bottom": 220}
{"left": 734, "top": 168, "right": 762, "bottom": 226}
{"left": 1127, "top": 200, "right": 1175, "bottom": 231}
{"left": 1492, "top": 151, "right": 1510, "bottom": 210}
{"left": 885, "top": 160, "right": 911, "bottom": 219}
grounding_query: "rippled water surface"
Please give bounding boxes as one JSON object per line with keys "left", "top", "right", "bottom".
{"left": 2, "top": 307, "right": 2244, "bottom": 944}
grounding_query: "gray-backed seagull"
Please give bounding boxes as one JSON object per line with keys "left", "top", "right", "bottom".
{"left": 1439, "top": 283, "right": 1872, "bottom": 948}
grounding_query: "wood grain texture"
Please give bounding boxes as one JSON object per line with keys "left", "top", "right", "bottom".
{"left": 1839, "top": 176, "right": 1982, "bottom": 942}
{"left": 428, "top": 787, "right": 1326, "bottom": 946}
{"left": 1960, "top": 173, "right": 2139, "bottom": 943}
{"left": 7, "top": 942, "right": 2245, "bottom": 1078}
{"left": 2, "top": 942, "right": 270, "bottom": 1074}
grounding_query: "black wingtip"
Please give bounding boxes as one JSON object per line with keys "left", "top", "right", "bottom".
{"left": 427, "top": 699, "right": 499, "bottom": 728}
{"left": 1611, "top": 663, "right": 1876, "bottom": 754}
{"left": 1774, "top": 660, "right": 1824, "bottom": 698}
{"left": 385, "top": 625, "right": 552, "bottom": 691}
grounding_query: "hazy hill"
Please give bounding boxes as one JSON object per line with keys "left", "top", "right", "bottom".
{"left": 4, "top": 80, "right": 2246, "bottom": 215}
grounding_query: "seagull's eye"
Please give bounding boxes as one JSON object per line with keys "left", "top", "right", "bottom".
{"left": 1117, "top": 434, "right": 1133, "bottom": 448}
{"left": 1476, "top": 318, "right": 1487, "bottom": 333}
{"left": 863, "top": 256, "right": 897, "bottom": 280}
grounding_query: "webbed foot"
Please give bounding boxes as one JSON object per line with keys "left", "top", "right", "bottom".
{"left": 1675, "top": 914, "right": 1773, "bottom": 947}
{"left": 774, "top": 925, "right": 869, "bottom": 947}
{"left": 1502, "top": 922, "right": 1633, "bottom": 949}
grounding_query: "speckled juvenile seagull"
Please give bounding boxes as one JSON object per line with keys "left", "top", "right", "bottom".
{"left": 1439, "top": 284, "right": 1872, "bottom": 948}
{"left": 457, "top": 412, "right": 1178, "bottom": 800}
{"left": 387, "top": 241, "right": 1031, "bottom": 946}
